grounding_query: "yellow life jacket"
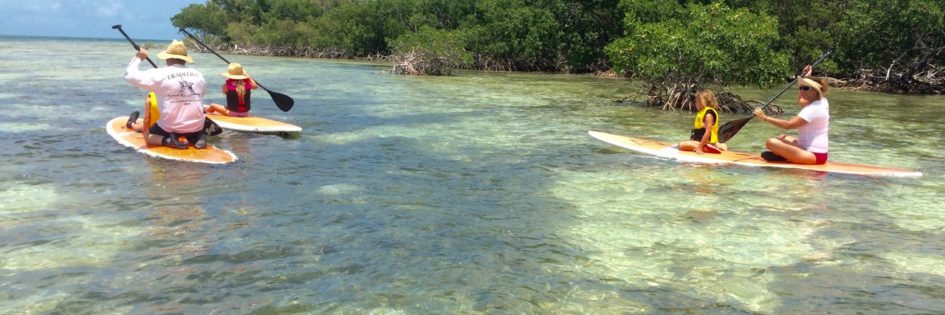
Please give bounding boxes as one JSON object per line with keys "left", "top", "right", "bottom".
{"left": 145, "top": 92, "right": 159, "bottom": 128}
{"left": 690, "top": 107, "right": 719, "bottom": 144}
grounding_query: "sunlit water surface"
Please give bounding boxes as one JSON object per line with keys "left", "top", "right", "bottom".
{"left": 2, "top": 37, "right": 945, "bottom": 314}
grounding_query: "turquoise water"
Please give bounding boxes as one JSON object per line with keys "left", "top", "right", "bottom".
{"left": 2, "top": 36, "right": 945, "bottom": 314}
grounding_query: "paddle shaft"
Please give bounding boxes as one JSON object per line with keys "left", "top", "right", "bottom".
{"left": 178, "top": 28, "right": 294, "bottom": 112}
{"left": 756, "top": 50, "right": 833, "bottom": 113}
{"left": 112, "top": 25, "right": 159, "bottom": 144}
{"left": 716, "top": 50, "right": 833, "bottom": 143}
{"left": 179, "top": 28, "right": 232, "bottom": 64}
{"left": 178, "top": 28, "right": 280, "bottom": 95}
{"left": 112, "top": 25, "right": 158, "bottom": 68}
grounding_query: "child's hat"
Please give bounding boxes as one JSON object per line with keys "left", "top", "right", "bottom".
{"left": 221, "top": 63, "right": 248, "bottom": 79}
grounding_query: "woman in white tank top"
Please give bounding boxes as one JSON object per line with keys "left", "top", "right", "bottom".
{"left": 752, "top": 65, "right": 831, "bottom": 165}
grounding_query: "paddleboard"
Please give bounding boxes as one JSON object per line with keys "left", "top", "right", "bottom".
{"left": 206, "top": 113, "right": 301, "bottom": 134}
{"left": 106, "top": 117, "right": 238, "bottom": 164}
{"left": 588, "top": 130, "right": 922, "bottom": 178}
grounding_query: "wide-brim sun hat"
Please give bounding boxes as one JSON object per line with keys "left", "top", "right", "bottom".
{"left": 799, "top": 77, "right": 824, "bottom": 98}
{"left": 156, "top": 40, "right": 194, "bottom": 63}
{"left": 221, "top": 63, "right": 249, "bottom": 80}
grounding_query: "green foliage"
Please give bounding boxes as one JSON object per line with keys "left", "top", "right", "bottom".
{"left": 171, "top": 3, "right": 228, "bottom": 36}
{"left": 222, "top": 22, "right": 257, "bottom": 44}
{"left": 170, "top": 0, "right": 945, "bottom": 90}
{"left": 606, "top": 1, "right": 790, "bottom": 88}
{"left": 306, "top": 0, "right": 417, "bottom": 56}
{"left": 833, "top": 0, "right": 945, "bottom": 75}
{"left": 262, "top": 0, "right": 324, "bottom": 22}
{"left": 172, "top": 0, "right": 622, "bottom": 72}
{"left": 466, "top": 0, "right": 561, "bottom": 69}
{"left": 552, "top": 0, "right": 623, "bottom": 71}
{"left": 392, "top": 27, "right": 472, "bottom": 65}
{"left": 391, "top": 26, "right": 473, "bottom": 75}
{"left": 409, "top": 0, "right": 478, "bottom": 30}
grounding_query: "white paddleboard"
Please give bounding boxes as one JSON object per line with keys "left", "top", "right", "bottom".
{"left": 589, "top": 130, "right": 922, "bottom": 178}
{"left": 206, "top": 113, "right": 301, "bottom": 134}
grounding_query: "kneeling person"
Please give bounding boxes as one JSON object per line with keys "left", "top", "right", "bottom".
{"left": 123, "top": 40, "right": 208, "bottom": 149}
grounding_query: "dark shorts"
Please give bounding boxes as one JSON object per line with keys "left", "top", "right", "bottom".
{"left": 813, "top": 152, "right": 828, "bottom": 165}
{"left": 148, "top": 124, "right": 203, "bottom": 143}
{"left": 690, "top": 129, "right": 705, "bottom": 141}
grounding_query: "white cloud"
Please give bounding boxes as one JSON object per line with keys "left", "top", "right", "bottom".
{"left": 94, "top": 1, "right": 124, "bottom": 18}
{"left": 0, "top": 0, "right": 205, "bottom": 39}
{"left": 0, "top": 0, "right": 61, "bottom": 11}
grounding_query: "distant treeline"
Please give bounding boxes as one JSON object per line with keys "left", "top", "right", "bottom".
{"left": 172, "top": 0, "right": 944, "bottom": 93}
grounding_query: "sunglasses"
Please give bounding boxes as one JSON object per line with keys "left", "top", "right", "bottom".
{"left": 799, "top": 86, "right": 813, "bottom": 91}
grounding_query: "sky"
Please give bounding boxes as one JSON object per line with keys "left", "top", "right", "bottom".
{"left": 0, "top": 0, "right": 205, "bottom": 40}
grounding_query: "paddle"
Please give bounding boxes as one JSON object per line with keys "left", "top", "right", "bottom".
{"left": 178, "top": 28, "right": 295, "bottom": 112}
{"left": 112, "top": 25, "right": 158, "bottom": 68}
{"left": 717, "top": 50, "right": 833, "bottom": 143}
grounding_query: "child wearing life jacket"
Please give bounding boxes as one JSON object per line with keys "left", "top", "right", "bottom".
{"left": 125, "top": 92, "right": 158, "bottom": 132}
{"left": 205, "top": 63, "right": 258, "bottom": 117}
{"left": 679, "top": 90, "right": 727, "bottom": 154}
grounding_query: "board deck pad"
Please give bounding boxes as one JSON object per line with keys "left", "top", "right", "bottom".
{"left": 106, "top": 117, "right": 237, "bottom": 164}
{"left": 206, "top": 113, "right": 302, "bottom": 133}
{"left": 588, "top": 130, "right": 922, "bottom": 178}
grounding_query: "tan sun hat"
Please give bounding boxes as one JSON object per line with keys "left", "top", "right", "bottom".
{"left": 156, "top": 40, "right": 194, "bottom": 63}
{"left": 221, "top": 63, "right": 249, "bottom": 80}
{"left": 799, "top": 77, "right": 824, "bottom": 98}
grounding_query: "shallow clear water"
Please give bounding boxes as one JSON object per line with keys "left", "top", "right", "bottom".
{"left": 2, "top": 36, "right": 945, "bottom": 314}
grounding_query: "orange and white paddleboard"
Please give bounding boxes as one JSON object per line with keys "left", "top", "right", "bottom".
{"left": 106, "top": 117, "right": 237, "bottom": 164}
{"left": 206, "top": 113, "right": 301, "bottom": 134}
{"left": 588, "top": 130, "right": 922, "bottom": 178}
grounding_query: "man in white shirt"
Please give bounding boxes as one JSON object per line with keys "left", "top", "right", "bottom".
{"left": 124, "top": 40, "right": 208, "bottom": 149}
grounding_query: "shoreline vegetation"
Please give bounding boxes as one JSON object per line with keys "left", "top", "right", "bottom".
{"left": 172, "top": 0, "right": 944, "bottom": 111}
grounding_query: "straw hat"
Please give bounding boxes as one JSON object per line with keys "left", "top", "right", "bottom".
{"left": 799, "top": 77, "right": 824, "bottom": 98}
{"left": 221, "top": 63, "right": 249, "bottom": 80}
{"left": 156, "top": 40, "right": 193, "bottom": 63}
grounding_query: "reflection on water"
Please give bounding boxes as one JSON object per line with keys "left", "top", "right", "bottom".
{"left": 1, "top": 36, "right": 945, "bottom": 313}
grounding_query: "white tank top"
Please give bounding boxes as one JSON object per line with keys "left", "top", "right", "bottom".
{"left": 796, "top": 98, "right": 829, "bottom": 153}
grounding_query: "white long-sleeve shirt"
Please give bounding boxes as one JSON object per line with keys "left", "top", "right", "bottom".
{"left": 124, "top": 57, "right": 206, "bottom": 133}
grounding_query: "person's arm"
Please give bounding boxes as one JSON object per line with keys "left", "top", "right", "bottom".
{"left": 697, "top": 113, "right": 715, "bottom": 154}
{"left": 124, "top": 48, "right": 157, "bottom": 89}
{"left": 245, "top": 72, "right": 258, "bottom": 89}
{"left": 754, "top": 108, "right": 808, "bottom": 130}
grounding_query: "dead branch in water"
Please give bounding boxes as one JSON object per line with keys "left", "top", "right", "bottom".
{"left": 615, "top": 86, "right": 784, "bottom": 115}
{"left": 391, "top": 50, "right": 457, "bottom": 76}
{"left": 839, "top": 63, "right": 944, "bottom": 94}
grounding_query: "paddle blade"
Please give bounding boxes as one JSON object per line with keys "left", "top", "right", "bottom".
{"left": 267, "top": 89, "right": 294, "bottom": 112}
{"left": 204, "top": 118, "right": 223, "bottom": 136}
{"left": 717, "top": 116, "right": 753, "bottom": 143}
